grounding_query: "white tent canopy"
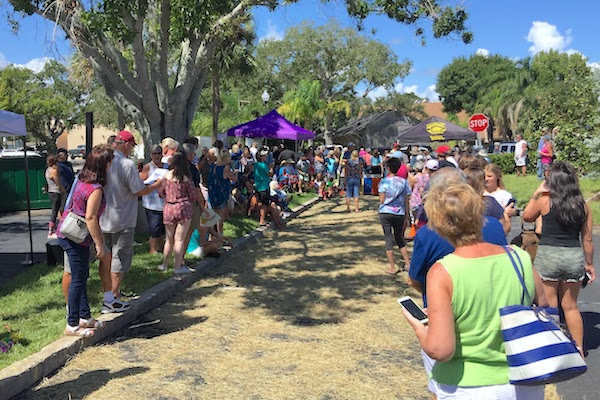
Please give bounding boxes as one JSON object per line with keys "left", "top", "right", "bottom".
{"left": 0, "top": 110, "right": 35, "bottom": 264}
{"left": 0, "top": 110, "right": 27, "bottom": 137}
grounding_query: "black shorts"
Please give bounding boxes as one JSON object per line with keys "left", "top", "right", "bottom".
{"left": 145, "top": 208, "right": 165, "bottom": 238}
{"left": 257, "top": 190, "right": 270, "bottom": 205}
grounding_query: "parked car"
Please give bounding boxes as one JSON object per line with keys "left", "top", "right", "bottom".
{"left": 499, "top": 142, "right": 516, "bottom": 154}
{"left": 68, "top": 145, "right": 86, "bottom": 159}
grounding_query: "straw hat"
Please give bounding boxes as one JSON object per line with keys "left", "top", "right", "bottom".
{"left": 200, "top": 209, "right": 221, "bottom": 227}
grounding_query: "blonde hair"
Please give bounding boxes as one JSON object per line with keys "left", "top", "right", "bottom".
{"left": 231, "top": 144, "right": 240, "bottom": 153}
{"left": 463, "top": 166, "right": 485, "bottom": 195}
{"left": 351, "top": 149, "right": 359, "bottom": 160}
{"left": 484, "top": 163, "right": 505, "bottom": 190}
{"left": 161, "top": 137, "right": 179, "bottom": 150}
{"left": 218, "top": 148, "right": 231, "bottom": 164}
{"left": 424, "top": 182, "right": 484, "bottom": 247}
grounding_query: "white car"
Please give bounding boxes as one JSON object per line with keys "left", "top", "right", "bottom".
{"left": 0, "top": 149, "right": 42, "bottom": 158}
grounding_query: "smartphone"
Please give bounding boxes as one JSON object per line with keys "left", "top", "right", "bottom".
{"left": 582, "top": 272, "right": 592, "bottom": 288}
{"left": 398, "top": 296, "right": 428, "bottom": 325}
{"left": 507, "top": 198, "right": 517, "bottom": 207}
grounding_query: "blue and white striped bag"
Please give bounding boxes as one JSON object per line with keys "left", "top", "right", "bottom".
{"left": 499, "top": 247, "right": 587, "bottom": 385}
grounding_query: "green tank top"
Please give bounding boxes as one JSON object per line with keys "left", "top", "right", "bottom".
{"left": 432, "top": 246, "right": 535, "bottom": 387}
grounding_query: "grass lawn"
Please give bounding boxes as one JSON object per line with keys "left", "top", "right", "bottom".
{"left": 503, "top": 174, "right": 600, "bottom": 225}
{"left": 0, "top": 194, "right": 316, "bottom": 371}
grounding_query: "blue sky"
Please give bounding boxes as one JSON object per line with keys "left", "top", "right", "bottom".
{"left": 1, "top": 0, "right": 599, "bottom": 102}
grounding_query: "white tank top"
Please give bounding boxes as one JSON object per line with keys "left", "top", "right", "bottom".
{"left": 141, "top": 161, "right": 165, "bottom": 211}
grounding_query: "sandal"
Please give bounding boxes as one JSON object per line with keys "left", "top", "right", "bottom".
{"left": 65, "top": 325, "right": 95, "bottom": 337}
{"left": 79, "top": 318, "right": 105, "bottom": 329}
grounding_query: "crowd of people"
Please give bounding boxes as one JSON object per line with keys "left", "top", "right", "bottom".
{"left": 44, "top": 126, "right": 595, "bottom": 398}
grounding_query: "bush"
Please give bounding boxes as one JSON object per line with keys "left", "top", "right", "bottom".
{"left": 489, "top": 150, "right": 538, "bottom": 176}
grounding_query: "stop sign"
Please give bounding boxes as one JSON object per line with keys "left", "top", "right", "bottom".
{"left": 469, "top": 114, "right": 489, "bottom": 132}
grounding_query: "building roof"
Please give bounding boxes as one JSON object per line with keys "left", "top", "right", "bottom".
{"left": 421, "top": 102, "right": 469, "bottom": 123}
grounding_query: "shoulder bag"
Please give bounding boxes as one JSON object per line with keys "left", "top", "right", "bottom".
{"left": 499, "top": 246, "right": 587, "bottom": 385}
{"left": 60, "top": 181, "right": 89, "bottom": 244}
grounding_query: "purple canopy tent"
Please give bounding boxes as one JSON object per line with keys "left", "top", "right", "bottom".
{"left": 226, "top": 110, "right": 315, "bottom": 140}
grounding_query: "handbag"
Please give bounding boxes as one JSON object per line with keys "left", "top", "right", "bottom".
{"left": 59, "top": 181, "right": 89, "bottom": 244}
{"left": 499, "top": 246, "right": 587, "bottom": 385}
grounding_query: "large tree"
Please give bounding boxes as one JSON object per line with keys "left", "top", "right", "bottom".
{"left": 256, "top": 20, "right": 412, "bottom": 143}
{"left": 0, "top": 61, "right": 81, "bottom": 152}
{"left": 7, "top": 0, "right": 471, "bottom": 152}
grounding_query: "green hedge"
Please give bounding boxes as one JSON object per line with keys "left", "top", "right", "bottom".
{"left": 488, "top": 150, "right": 538, "bottom": 175}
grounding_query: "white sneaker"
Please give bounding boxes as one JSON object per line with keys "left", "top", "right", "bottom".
{"left": 101, "top": 299, "right": 130, "bottom": 314}
{"left": 174, "top": 266, "right": 193, "bottom": 275}
{"left": 157, "top": 264, "right": 167, "bottom": 271}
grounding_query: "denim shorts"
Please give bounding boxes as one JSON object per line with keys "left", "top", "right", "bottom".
{"left": 346, "top": 177, "right": 360, "bottom": 198}
{"left": 534, "top": 245, "right": 585, "bottom": 282}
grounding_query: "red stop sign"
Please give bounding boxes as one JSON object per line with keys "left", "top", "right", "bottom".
{"left": 469, "top": 114, "right": 489, "bottom": 132}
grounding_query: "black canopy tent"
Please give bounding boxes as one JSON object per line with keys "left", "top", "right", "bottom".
{"left": 397, "top": 116, "right": 476, "bottom": 143}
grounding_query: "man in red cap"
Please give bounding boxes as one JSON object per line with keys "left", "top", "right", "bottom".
{"left": 99, "top": 130, "right": 162, "bottom": 313}
{"left": 436, "top": 145, "right": 458, "bottom": 168}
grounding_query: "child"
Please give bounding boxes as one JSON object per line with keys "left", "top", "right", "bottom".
{"left": 314, "top": 172, "right": 325, "bottom": 199}
{"left": 325, "top": 177, "right": 336, "bottom": 199}
{"left": 269, "top": 180, "right": 290, "bottom": 212}
{"left": 158, "top": 151, "right": 197, "bottom": 274}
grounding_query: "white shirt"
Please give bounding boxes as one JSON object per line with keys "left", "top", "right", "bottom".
{"left": 484, "top": 189, "right": 513, "bottom": 208}
{"left": 515, "top": 140, "right": 527, "bottom": 159}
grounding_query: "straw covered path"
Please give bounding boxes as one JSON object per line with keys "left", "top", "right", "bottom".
{"left": 19, "top": 197, "right": 432, "bottom": 399}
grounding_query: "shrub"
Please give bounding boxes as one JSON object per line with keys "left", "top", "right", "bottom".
{"left": 489, "top": 150, "right": 537, "bottom": 175}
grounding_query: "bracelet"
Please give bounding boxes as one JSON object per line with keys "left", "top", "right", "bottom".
{"left": 530, "top": 194, "right": 540, "bottom": 201}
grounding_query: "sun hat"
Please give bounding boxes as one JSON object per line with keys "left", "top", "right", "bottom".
{"left": 410, "top": 146, "right": 420, "bottom": 155}
{"left": 280, "top": 159, "right": 288, "bottom": 165}
{"left": 347, "top": 142, "right": 355, "bottom": 147}
{"left": 477, "top": 149, "right": 488, "bottom": 157}
{"left": 200, "top": 209, "right": 221, "bottom": 228}
{"left": 425, "top": 159, "right": 439, "bottom": 171}
{"left": 116, "top": 130, "right": 137, "bottom": 145}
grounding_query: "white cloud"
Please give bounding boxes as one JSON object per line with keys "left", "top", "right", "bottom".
{"left": 587, "top": 62, "right": 600, "bottom": 71}
{"left": 476, "top": 48, "right": 490, "bottom": 57}
{"left": 364, "top": 83, "right": 441, "bottom": 102}
{"left": 16, "top": 57, "right": 53, "bottom": 73}
{"left": 526, "top": 21, "right": 573, "bottom": 54}
{"left": 0, "top": 52, "right": 9, "bottom": 69}
{"left": 366, "top": 86, "right": 388, "bottom": 101}
{"left": 259, "top": 19, "right": 284, "bottom": 42}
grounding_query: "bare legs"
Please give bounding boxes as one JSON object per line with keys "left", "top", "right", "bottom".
{"left": 542, "top": 279, "right": 584, "bottom": 355}
{"left": 148, "top": 236, "right": 164, "bottom": 254}
{"left": 163, "top": 219, "right": 192, "bottom": 269}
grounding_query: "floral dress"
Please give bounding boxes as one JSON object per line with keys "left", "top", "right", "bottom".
{"left": 159, "top": 178, "right": 197, "bottom": 224}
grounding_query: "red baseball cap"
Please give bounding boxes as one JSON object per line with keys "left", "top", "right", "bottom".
{"left": 116, "top": 130, "right": 137, "bottom": 146}
{"left": 437, "top": 145, "right": 451, "bottom": 155}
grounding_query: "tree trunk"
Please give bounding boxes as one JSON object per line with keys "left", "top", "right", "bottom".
{"left": 211, "top": 68, "right": 221, "bottom": 143}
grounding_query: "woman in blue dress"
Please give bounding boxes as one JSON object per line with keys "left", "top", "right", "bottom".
{"left": 208, "top": 148, "right": 238, "bottom": 233}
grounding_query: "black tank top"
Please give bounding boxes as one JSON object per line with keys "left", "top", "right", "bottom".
{"left": 540, "top": 204, "right": 581, "bottom": 247}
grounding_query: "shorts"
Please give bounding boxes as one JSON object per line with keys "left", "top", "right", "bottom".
{"left": 298, "top": 171, "right": 309, "bottom": 181}
{"left": 345, "top": 177, "right": 360, "bottom": 198}
{"left": 145, "top": 208, "right": 165, "bottom": 238}
{"left": 64, "top": 242, "right": 107, "bottom": 273}
{"left": 421, "top": 349, "right": 438, "bottom": 397}
{"left": 103, "top": 229, "right": 135, "bottom": 274}
{"left": 534, "top": 245, "right": 585, "bottom": 282}
{"left": 515, "top": 157, "right": 526, "bottom": 167}
{"left": 257, "top": 190, "right": 270, "bottom": 206}
{"left": 542, "top": 162, "right": 552, "bottom": 171}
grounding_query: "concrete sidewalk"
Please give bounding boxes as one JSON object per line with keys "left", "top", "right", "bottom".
{"left": 0, "top": 197, "right": 320, "bottom": 400}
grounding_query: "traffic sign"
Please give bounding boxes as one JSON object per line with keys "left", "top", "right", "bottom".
{"left": 469, "top": 114, "right": 489, "bottom": 132}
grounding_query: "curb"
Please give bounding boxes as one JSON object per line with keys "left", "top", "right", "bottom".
{"left": 0, "top": 196, "right": 320, "bottom": 400}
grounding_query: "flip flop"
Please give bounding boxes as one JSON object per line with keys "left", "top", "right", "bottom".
{"left": 79, "top": 318, "right": 105, "bottom": 329}
{"left": 65, "top": 326, "right": 95, "bottom": 337}
{"left": 385, "top": 269, "right": 401, "bottom": 275}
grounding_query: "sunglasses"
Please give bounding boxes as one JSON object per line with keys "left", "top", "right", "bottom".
{"left": 151, "top": 152, "right": 162, "bottom": 155}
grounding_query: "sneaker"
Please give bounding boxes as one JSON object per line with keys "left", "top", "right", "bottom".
{"left": 47, "top": 233, "right": 58, "bottom": 239}
{"left": 101, "top": 299, "right": 130, "bottom": 314}
{"left": 157, "top": 264, "right": 167, "bottom": 271}
{"left": 174, "top": 266, "right": 193, "bottom": 275}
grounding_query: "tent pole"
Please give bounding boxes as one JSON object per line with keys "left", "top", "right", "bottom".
{"left": 23, "top": 145, "right": 34, "bottom": 265}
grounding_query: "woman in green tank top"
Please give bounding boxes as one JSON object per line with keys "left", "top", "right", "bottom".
{"left": 402, "top": 182, "right": 548, "bottom": 400}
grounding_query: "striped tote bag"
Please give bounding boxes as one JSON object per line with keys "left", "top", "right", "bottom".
{"left": 499, "top": 246, "right": 587, "bottom": 385}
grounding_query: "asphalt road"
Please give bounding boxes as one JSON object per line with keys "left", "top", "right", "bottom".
{"left": 0, "top": 208, "right": 599, "bottom": 397}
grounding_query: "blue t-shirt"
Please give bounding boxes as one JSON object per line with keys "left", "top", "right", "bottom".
{"left": 326, "top": 158, "right": 336, "bottom": 174}
{"left": 484, "top": 196, "right": 504, "bottom": 220}
{"left": 409, "top": 217, "right": 507, "bottom": 307}
{"left": 378, "top": 176, "right": 411, "bottom": 216}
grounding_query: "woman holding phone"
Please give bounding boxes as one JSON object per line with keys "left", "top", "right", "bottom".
{"left": 402, "top": 181, "right": 547, "bottom": 399}
{"left": 523, "top": 161, "right": 595, "bottom": 356}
